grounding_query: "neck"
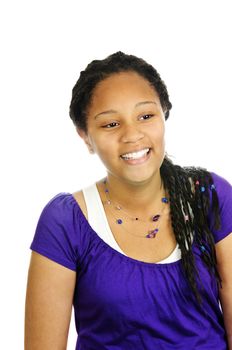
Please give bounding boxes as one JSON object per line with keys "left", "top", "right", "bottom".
{"left": 98, "top": 171, "right": 166, "bottom": 215}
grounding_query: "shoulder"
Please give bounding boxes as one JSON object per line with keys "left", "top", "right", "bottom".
{"left": 210, "top": 171, "right": 232, "bottom": 195}
{"left": 210, "top": 171, "right": 232, "bottom": 217}
{"left": 38, "top": 192, "right": 83, "bottom": 224}
{"left": 72, "top": 190, "right": 88, "bottom": 220}
{"left": 176, "top": 165, "right": 231, "bottom": 195}
{"left": 35, "top": 191, "right": 89, "bottom": 242}
{"left": 72, "top": 179, "right": 105, "bottom": 220}
{"left": 31, "top": 192, "right": 90, "bottom": 270}
{"left": 207, "top": 171, "right": 232, "bottom": 242}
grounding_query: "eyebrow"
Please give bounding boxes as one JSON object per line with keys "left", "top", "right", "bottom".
{"left": 94, "top": 101, "right": 157, "bottom": 119}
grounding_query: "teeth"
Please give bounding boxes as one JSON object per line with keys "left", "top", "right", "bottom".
{"left": 121, "top": 148, "right": 150, "bottom": 160}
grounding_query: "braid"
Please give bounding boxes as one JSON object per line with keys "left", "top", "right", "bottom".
{"left": 161, "top": 157, "right": 221, "bottom": 303}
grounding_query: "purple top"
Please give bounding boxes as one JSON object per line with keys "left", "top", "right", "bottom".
{"left": 30, "top": 172, "right": 232, "bottom": 349}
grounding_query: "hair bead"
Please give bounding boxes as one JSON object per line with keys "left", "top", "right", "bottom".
{"left": 200, "top": 245, "right": 206, "bottom": 253}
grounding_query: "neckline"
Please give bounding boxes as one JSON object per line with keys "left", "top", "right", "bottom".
{"left": 91, "top": 183, "right": 126, "bottom": 255}
{"left": 92, "top": 183, "right": 181, "bottom": 264}
{"left": 69, "top": 192, "right": 182, "bottom": 268}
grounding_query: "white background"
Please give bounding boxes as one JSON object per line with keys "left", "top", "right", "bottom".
{"left": 1, "top": 0, "right": 231, "bottom": 348}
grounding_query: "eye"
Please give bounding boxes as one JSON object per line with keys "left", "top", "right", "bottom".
{"left": 102, "top": 122, "right": 119, "bottom": 128}
{"left": 139, "top": 114, "right": 155, "bottom": 121}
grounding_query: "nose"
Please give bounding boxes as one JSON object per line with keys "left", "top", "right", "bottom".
{"left": 120, "top": 124, "right": 144, "bottom": 143}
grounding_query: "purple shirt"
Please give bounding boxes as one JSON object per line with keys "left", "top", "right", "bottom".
{"left": 30, "top": 172, "right": 232, "bottom": 349}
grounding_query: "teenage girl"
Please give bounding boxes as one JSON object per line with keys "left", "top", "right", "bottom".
{"left": 25, "top": 52, "right": 232, "bottom": 349}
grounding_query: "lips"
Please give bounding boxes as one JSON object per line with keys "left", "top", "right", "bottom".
{"left": 120, "top": 148, "right": 150, "bottom": 160}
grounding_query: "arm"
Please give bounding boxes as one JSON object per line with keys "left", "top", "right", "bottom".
{"left": 216, "top": 233, "right": 232, "bottom": 349}
{"left": 25, "top": 252, "right": 76, "bottom": 350}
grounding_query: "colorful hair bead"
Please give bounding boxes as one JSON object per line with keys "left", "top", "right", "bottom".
{"left": 200, "top": 186, "right": 206, "bottom": 192}
{"left": 162, "top": 197, "right": 169, "bottom": 203}
{"left": 195, "top": 180, "right": 200, "bottom": 185}
{"left": 210, "top": 184, "right": 216, "bottom": 190}
{"left": 200, "top": 245, "right": 206, "bottom": 252}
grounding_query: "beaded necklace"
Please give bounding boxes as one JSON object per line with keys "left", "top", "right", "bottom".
{"left": 102, "top": 179, "right": 169, "bottom": 239}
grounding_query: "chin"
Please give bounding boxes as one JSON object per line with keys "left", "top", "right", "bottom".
{"left": 122, "top": 168, "right": 160, "bottom": 186}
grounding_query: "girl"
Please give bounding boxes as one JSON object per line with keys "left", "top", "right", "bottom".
{"left": 25, "top": 52, "right": 232, "bottom": 349}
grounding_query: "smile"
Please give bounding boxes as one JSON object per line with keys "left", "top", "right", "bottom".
{"left": 120, "top": 148, "right": 150, "bottom": 160}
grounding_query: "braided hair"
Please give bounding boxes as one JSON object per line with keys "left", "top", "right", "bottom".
{"left": 69, "top": 51, "right": 221, "bottom": 303}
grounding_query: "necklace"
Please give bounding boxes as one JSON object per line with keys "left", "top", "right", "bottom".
{"left": 102, "top": 179, "right": 169, "bottom": 239}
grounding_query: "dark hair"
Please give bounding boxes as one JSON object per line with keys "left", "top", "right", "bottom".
{"left": 69, "top": 51, "right": 221, "bottom": 303}
{"left": 69, "top": 51, "right": 172, "bottom": 132}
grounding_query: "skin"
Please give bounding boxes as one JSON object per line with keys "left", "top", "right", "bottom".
{"left": 78, "top": 71, "right": 176, "bottom": 264}
{"left": 78, "top": 71, "right": 167, "bottom": 215}
{"left": 25, "top": 252, "right": 76, "bottom": 350}
{"left": 216, "top": 233, "right": 232, "bottom": 348}
{"left": 25, "top": 71, "right": 232, "bottom": 349}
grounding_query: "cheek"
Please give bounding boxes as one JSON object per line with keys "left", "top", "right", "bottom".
{"left": 147, "top": 121, "right": 165, "bottom": 140}
{"left": 90, "top": 134, "right": 117, "bottom": 157}
{"left": 148, "top": 123, "right": 165, "bottom": 154}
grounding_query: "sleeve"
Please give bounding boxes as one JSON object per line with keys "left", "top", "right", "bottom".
{"left": 30, "top": 193, "right": 83, "bottom": 271}
{"left": 208, "top": 172, "right": 232, "bottom": 243}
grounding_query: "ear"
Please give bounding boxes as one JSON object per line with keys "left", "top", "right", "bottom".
{"left": 76, "top": 127, "right": 94, "bottom": 154}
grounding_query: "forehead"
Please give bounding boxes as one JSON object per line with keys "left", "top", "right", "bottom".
{"left": 90, "top": 71, "right": 160, "bottom": 108}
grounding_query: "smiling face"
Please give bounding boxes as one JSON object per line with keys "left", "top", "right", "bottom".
{"left": 78, "top": 71, "right": 166, "bottom": 185}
